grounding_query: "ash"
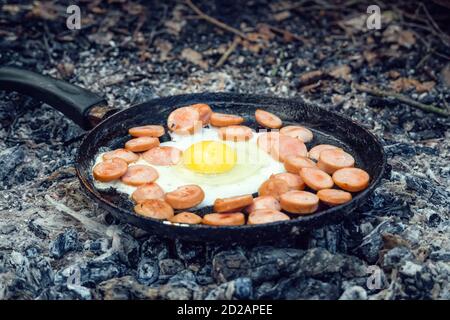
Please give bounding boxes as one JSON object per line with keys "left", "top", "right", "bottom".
{"left": 0, "top": 0, "right": 449, "bottom": 300}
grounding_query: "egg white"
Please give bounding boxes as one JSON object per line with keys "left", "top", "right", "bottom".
{"left": 93, "top": 127, "right": 285, "bottom": 208}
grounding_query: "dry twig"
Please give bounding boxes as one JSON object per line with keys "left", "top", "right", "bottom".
{"left": 215, "top": 37, "right": 240, "bottom": 68}
{"left": 184, "top": 0, "right": 249, "bottom": 40}
{"left": 353, "top": 83, "right": 449, "bottom": 117}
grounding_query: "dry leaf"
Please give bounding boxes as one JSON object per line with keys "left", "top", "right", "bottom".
{"left": 155, "top": 39, "right": 173, "bottom": 61}
{"left": 441, "top": 63, "right": 450, "bottom": 88}
{"left": 299, "top": 70, "right": 324, "bottom": 86}
{"left": 181, "top": 48, "right": 208, "bottom": 69}
{"left": 382, "top": 25, "right": 416, "bottom": 48}
{"left": 328, "top": 65, "right": 352, "bottom": 81}
{"left": 273, "top": 11, "right": 291, "bottom": 21}
{"left": 390, "top": 78, "right": 435, "bottom": 93}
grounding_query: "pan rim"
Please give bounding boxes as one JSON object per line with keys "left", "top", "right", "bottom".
{"left": 76, "top": 92, "right": 386, "bottom": 233}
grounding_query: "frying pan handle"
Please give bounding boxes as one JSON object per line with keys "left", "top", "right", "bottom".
{"left": 0, "top": 66, "right": 115, "bottom": 129}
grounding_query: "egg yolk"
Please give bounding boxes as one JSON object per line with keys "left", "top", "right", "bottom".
{"left": 183, "top": 141, "right": 237, "bottom": 174}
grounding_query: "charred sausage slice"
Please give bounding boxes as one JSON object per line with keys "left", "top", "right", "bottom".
{"left": 210, "top": 112, "right": 244, "bottom": 127}
{"left": 317, "top": 189, "right": 352, "bottom": 206}
{"left": 202, "top": 213, "right": 245, "bottom": 226}
{"left": 169, "top": 212, "right": 203, "bottom": 224}
{"left": 102, "top": 148, "right": 139, "bottom": 164}
{"left": 134, "top": 199, "right": 174, "bottom": 220}
{"left": 218, "top": 125, "right": 253, "bottom": 142}
{"left": 317, "top": 149, "right": 355, "bottom": 174}
{"left": 247, "top": 209, "right": 290, "bottom": 225}
{"left": 332, "top": 168, "right": 370, "bottom": 192}
{"left": 299, "top": 167, "right": 334, "bottom": 191}
{"left": 142, "top": 146, "right": 182, "bottom": 166}
{"left": 121, "top": 165, "right": 159, "bottom": 186}
{"left": 213, "top": 194, "right": 253, "bottom": 213}
{"left": 125, "top": 136, "right": 160, "bottom": 152}
{"left": 280, "top": 190, "right": 319, "bottom": 214}
{"left": 165, "top": 185, "right": 205, "bottom": 209}
{"left": 93, "top": 158, "right": 128, "bottom": 182}
{"left": 255, "top": 109, "right": 282, "bottom": 129}
{"left": 167, "top": 106, "right": 201, "bottom": 134}
{"left": 131, "top": 183, "right": 165, "bottom": 203}
{"left": 129, "top": 125, "right": 165, "bottom": 138}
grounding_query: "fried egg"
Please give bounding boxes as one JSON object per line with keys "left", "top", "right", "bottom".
{"left": 93, "top": 126, "right": 285, "bottom": 208}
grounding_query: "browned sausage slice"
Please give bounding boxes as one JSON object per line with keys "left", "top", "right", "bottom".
{"left": 129, "top": 125, "right": 165, "bottom": 138}
{"left": 280, "top": 126, "right": 313, "bottom": 142}
{"left": 247, "top": 210, "right": 290, "bottom": 225}
{"left": 332, "top": 168, "right": 370, "bottom": 192}
{"left": 210, "top": 112, "right": 244, "bottom": 127}
{"left": 102, "top": 148, "right": 139, "bottom": 163}
{"left": 317, "top": 189, "right": 352, "bottom": 206}
{"left": 202, "top": 213, "right": 245, "bottom": 226}
{"left": 165, "top": 185, "right": 205, "bottom": 209}
{"left": 191, "top": 103, "right": 212, "bottom": 125}
{"left": 308, "top": 144, "right": 342, "bottom": 161}
{"left": 131, "top": 183, "right": 165, "bottom": 203}
{"left": 284, "top": 155, "right": 316, "bottom": 173}
{"left": 125, "top": 136, "right": 160, "bottom": 152}
{"left": 218, "top": 125, "right": 253, "bottom": 142}
{"left": 142, "top": 146, "right": 182, "bottom": 166}
{"left": 280, "top": 190, "right": 319, "bottom": 214}
{"left": 317, "top": 149, "right": 355, "bottom": 174}
{"left": 167, "top": 106, "right": 201, "bottom": 134}
{"left": 271, "top": 172, "right": 305, "bottom": 190}
{"left": 258, "top": 178, "right": 290, "bottom": 200}
{"left": 93, "top": 158, "right": 128, "bottom": 182}
{"left": 169, "top": 212, "right": 203, "bottom": 224}
{"left": 121, "top": 165, "right": 159, "bottom": 186}
{"left": 213, "top": 194, "right": 253, "bottom": 213}
{"left": 255, "top": 109, "right": 282, "bottom": 129}
{"left": 299, "top": 167, "right": 334, "bottom": 191}
{"left": 245, "top": 195, "right": 280, "bottom": 213}
{"left": 270, "top": 135, "right": 307, "bottom": 162}
{"left": 134, "top": 199, "right": 174, "bottom": 220}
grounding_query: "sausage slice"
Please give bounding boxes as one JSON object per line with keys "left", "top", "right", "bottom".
{"left": 299, "top": 167, "right": 334, "bottom": 191}
{"left": 202, "top": 213, "right": 245, "bottom": 226}
{"left": 280, "top": 126, "right": 313, "bottom": 142}
{"left": 284, "top": 155, "right": 317, "bottom": 173}
{"left": 102, "top": 148, "right": 139, "bottom": 164}
{"left": 271, "top": 172, "right": 305, "bottom": 190}
{"left": 131, "top": 183, "right": 165, "bottom": 203}
{"left": 125, "top": 136, "right": 160, "bottom": 152}
{"left": 332, "top": 168, "right": 370, "bottom": 192}
{"left": 280, "top": 190, "right": 319, "bottom": 214}
{"left": 317, "top": 149, "right": 355, "bottom": 174}
{"left": 121, "top": 165, "right": 159, "bottom": 186}
{"left": 258, "top": 178, "right": 290, "bottom": 200}
{"left": 308, "top": 144, "right": 342, "bottom": 161}
{"left": 167, "top": 106, "right": 201, "bottom": 134}
{"left": 142, "top": 146, "right": 182, "bottom": 166}
{"left": 255, "top": 109, "right": 282, "bottom": 129}
{"left": 93, "top": 158, "right": 128, "bottom": 182}
{"left": 213, "top": 194, "right": 253, "bottom": 213}
{"left": 257, "top": 132, "right": 280, "bottom": 154}
{"left": 210, "top": 112, "right": 244, "bottom": 127}
{"left": 270, "top": 135, "right": 307, "bottom": 162}
{"left": 165, "top": 185, "right": 205, "bottom": 209}
{"left": 134, "top": 199, "right": 174, "bottom": 220}
{"left": 218, "top": 125, "right": 253, "bottom": 142}
{"left": 191, "top": 103, "right": 212, "bottom": 125}
{"left": 245, "top": 195, "right": 281, "bottom": 213}
{"left": 169, "top": 212, "right": 203, "bottom": 224}
{"left": 248, "top": 210, "right": 290, "bottom": 225}
{"left": 129, "top": 125, "right": 165, "bottom": 138}
{"left": 317, "top": 189, "right": 352, "bottom": 206}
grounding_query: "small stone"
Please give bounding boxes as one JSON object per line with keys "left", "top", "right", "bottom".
{"left": 383, "top": 247, "right": 415, "bottom": 270}
{"left": 0, "top": 224, "right": 16, "bottom": 235}
{"left": 429, "top": 250, "right": 450, "bottom": 262}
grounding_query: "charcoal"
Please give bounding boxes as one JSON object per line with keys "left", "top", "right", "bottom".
{"left": 0, "top": 146, "right": 25, "bottom": 185}
{"left": 429, "top": 250, "right": 450, "bottom": 262}
{"left": 233, "top": 277, "right": 253, "bottom": 300}
{"left": 339, "top": 286, "right": 368, "bottom": 300}
{"left": 212, "top": 249, "right": 251, "bottom": 283}
{"left": 0, "top": 224, "right": 16, "bottom": 235}
{"left": 158, "top": 259, "right": 184, "bottom": 276}
{"left": 175, "top": 239, "right": 206, "bottom": 263}
{"left": 383, "top": 247, "right": 416, "bottom": 270}
{"left": 49, "top": 228, "right": 80, "bottom": 259}
{"left": 136, "top": 258, "right": 159, "bottom": 286}
{"left": 140, "top": 236, "right": 169, "bottom": 260}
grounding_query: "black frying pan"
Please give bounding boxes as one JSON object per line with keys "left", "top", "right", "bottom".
{"left": 0, "top": 67, "right": 386, "bottom": 243}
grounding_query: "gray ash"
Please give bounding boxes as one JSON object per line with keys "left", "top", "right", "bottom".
{"left": 0, "top": 0, "right": 449, "bottom": 300}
